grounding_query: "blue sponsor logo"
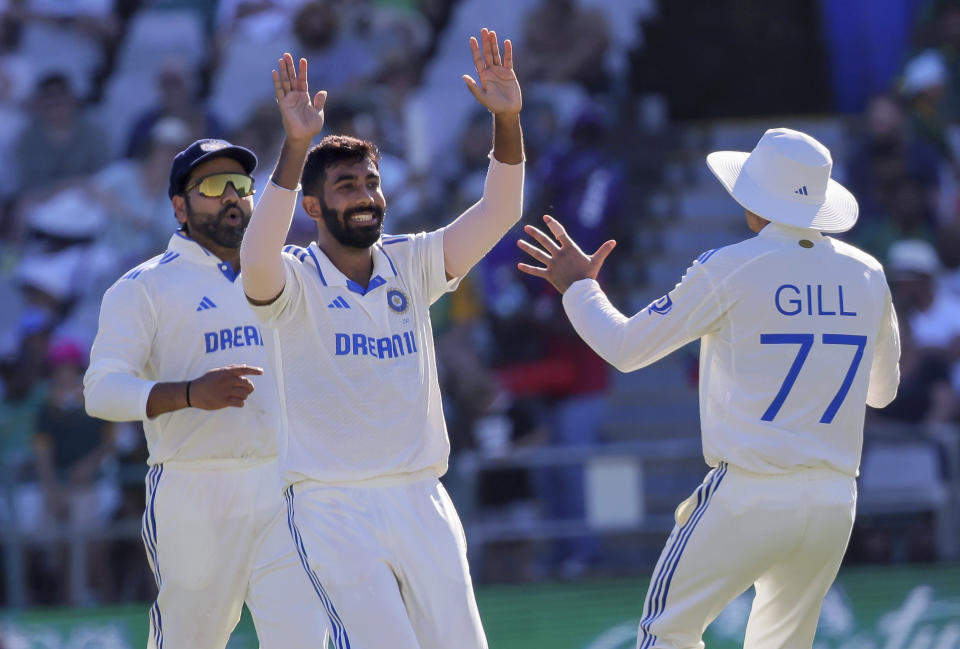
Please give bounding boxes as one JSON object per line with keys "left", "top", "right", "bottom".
{"left": 647, "top": 294, "right": 673, "bottom": 315}
{"left": 204, "top": 325, "right": 265, "bottom": 353}
{"left": 387, "top": 288, "right": 408, "bottom": 314}
{"left": 335, "top": 330, "right": 418, "bottom": 359}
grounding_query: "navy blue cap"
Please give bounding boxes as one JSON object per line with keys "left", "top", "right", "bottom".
{"left": 168, "top": 139, "right": 258, "bottom": 198}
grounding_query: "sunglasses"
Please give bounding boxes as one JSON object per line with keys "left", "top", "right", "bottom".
{"left": 185, "top": 173, "right": 256, "bottom": 198}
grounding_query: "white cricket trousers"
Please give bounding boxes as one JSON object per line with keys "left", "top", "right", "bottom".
{"left": 142, "top": 459, "right": 328, "bottom": 649}
{"left": 284, "top": 472, "right": 488, "bottom": 649}
{"left": 637, "top": 462, "right": 856, "bottom": 649}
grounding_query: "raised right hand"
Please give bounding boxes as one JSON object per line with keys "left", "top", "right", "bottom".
{"left": 517, "top": 215, "right": 616, "bottom": 294}
{"left": 273, "top": 52, "right": 327, "bottom": 142}
{"left": 189, "top": 365, "right": 264, "bottom": 410}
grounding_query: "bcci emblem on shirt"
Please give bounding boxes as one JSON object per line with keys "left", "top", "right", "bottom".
{"left": 387, "top": 288, "right": 409, "bottom": 314}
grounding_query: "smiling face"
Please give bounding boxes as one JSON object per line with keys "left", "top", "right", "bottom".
{"left": 310, "top": 158, "right": 386, "bottom": 249}
{"left": 172, "top": 156, "right": 254, "bottom": 250}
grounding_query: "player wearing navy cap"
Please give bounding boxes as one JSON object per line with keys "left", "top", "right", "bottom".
{"left": 518, "top": 128, "right": 901, "bottom": 649}
{"left": 84, "top": 138, "right": 327, "bottom": 648}
{"left": 240, "top": 29, "right": 523, "bottom": 649}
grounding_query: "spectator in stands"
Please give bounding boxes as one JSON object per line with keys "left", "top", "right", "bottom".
{"left": 215, "top": 0, "right": 301, "bottom": 44}
{"left": 0, "top": 55, "right": 28, "bottom": 228}
{"left": 532, "top": 105, "right": 626, "bottom": 259}
{"left": 890, "top": 240, "right": 960, "bottom": 338}
{"left": 0, "top": 348, "right": 49, "bottom": 538}
{"left": 15, "top": 253, "right": 80, "bottom": 337}
{"left": 469, "top": 100, "right": 561, "bottom": 316}
{"left": 900, "top": 50, "right": 959, "bottom": 174}
{"left": 124, "top": 59, "right": 226, "bottom": 160}
{"left": 520, "top": 0, "right": 611, "bottom": 92}
{"left": 845, "top": 93, "right": 940, "bottom": 227}
{"left": 487, "top": 269, "right": 610, "bottom": 581}
{"left": 366, "top": 54, "right": 423, "bottom": 159}
{"left": 294, "top": 1, "right": 381, "bottom": 96}
{"left": 4, "top": 0, "right": 118, "bottom": 99}
{"left": 13, "top": 182, "right": 134, "bottom": 356}
{"left": 33, "top": 339, "right": 117, "bottom": 605}
{"left": 936, "top": 224, "right": 960, "bottom": 297}
{"left": 887, "top": 239, "right": 960, "bottom": 395}
{"left": 12, "top": 72, "right": 109, "bottom": 198}
{"left": 472, "top": 390, "right": 546, "bottom": 583}
{"left": 888, "top": 238, "right": 943, "bottom": 318}
{"left": 0, "top": 311, "right": 53, "bottom": 605}
{"left": 335, "top": 0, "right": 433, "bottom": 66}
{"left": 91, "top": 116, "right": 192, "bottom": 267}
{"left": 848, "top": 178, "right": 938, "bottom": 261}
{"left": 448, "top": 107, "right": 502, "bottom": 213}
{"left": 913, "top": 0, "right": 960, "bottom": 118}
{"left": 873, "top": 319, "right": 958, "bottom": 425}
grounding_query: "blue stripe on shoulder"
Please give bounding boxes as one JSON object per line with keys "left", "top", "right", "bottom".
{"left": 305, "top": 247, "right": 328, "bottom": 286}
{"left": 695, "top": 248, "right": 719, "bottom": 265}
{"left": 377, "top": 244, "right": 399, "bottom": 276}
{"left": 283, "top": 245, "right": 309, "bottom": 263}
{"left": 381, "top": 236, "right": 408, "bottom": 245}
{"left": 122, "top": 251, "right": 172, "bottom": 280}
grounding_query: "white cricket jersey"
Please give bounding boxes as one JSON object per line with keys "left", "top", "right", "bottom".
{"left": 84, "top": 232, "right": 279, "bottom": 464}
{"left": 563, "top": 222, "right": 901, "bottom": 477}
{"left": 250, "top": 232, "right": 458, "bottom": 485}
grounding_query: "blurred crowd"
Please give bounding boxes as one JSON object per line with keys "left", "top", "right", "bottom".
{"left": 840, "top": 0, "right": 960, "bottom": 565}
{"left": 0, "top": 0, "right": 958, "bottom": 610}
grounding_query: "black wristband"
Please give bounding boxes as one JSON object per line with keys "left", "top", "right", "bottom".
{"left": 185, "top": 381, "right": 193, "bottom": 408}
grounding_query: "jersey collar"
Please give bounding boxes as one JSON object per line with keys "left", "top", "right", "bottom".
{"left": 307, "top": 240, "right": 399, "bottom": 296}
{"left": 167, "top": 231, "right": 239, "bottom": 282}
{"left": 757, "top": 222, "right": 826, "bottom": 241}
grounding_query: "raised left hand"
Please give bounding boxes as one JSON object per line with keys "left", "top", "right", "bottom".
{"left": 517, "top": 215, "right": 616, "bottom": 293}
{"left": 462, "top": 28, "right": 522, "bottom": 115}
{"left": 273, "top": 52, "right": 327, "bottom": 142}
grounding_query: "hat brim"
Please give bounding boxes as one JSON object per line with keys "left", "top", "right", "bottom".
{"left": 190, "top": 146, "right": 257, "bottom": 176}
{"left": 706, "top": 151, "right": 858, "bottom": 233}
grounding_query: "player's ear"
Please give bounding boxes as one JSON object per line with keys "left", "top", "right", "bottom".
{"left": 171, "top": 194, "right": 188, "bottom": 226}
{"left": 302, "top": 195, "right": 323, "bottom": 220}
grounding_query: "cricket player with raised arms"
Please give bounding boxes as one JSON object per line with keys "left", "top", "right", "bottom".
{"left": 240, "top": 28, "right": 523, "bottom": 649}
{"left": 517, "top": 128, "right": 901, "bottom": 649}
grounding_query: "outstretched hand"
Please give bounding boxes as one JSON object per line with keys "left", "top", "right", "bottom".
{"left": 517, "top": 215, "right": 616, "bottom": 293}
{"left": 463, "top": 28, "right": 522, "bottom": 115}
{"left": 273, "top": 52, "right": 327, "bottom": 142}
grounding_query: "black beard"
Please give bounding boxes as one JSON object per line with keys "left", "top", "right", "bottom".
{"left": 321, "top": 200, "right": 385, "bottom": 249}
{"left": 184, "top": 197, "right": 250, "bottom": 249}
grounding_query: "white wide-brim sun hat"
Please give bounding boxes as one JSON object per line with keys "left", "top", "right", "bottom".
{"left": 706, "top": 127, "right": 859, "bottom": 233}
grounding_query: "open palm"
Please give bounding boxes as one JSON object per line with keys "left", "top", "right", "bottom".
{"left": 273, "top": 53, "right": 326, "bottom": 141}
{"left": 517, "top": 215, "right": 617, "bottom": 294}
{"left": 463, "top": 28, "right": 522, "bottom": 115}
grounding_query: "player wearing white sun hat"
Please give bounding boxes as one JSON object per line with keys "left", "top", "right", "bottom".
{"left": 517, "top": 127, "right": 901, "bottom": 649}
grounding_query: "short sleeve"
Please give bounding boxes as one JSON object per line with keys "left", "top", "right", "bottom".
{"left": 423, "top": 229, "right": 460, "bottom": 305}
{"left": 247, "top": 253, "right": 305, "bottom": 327}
